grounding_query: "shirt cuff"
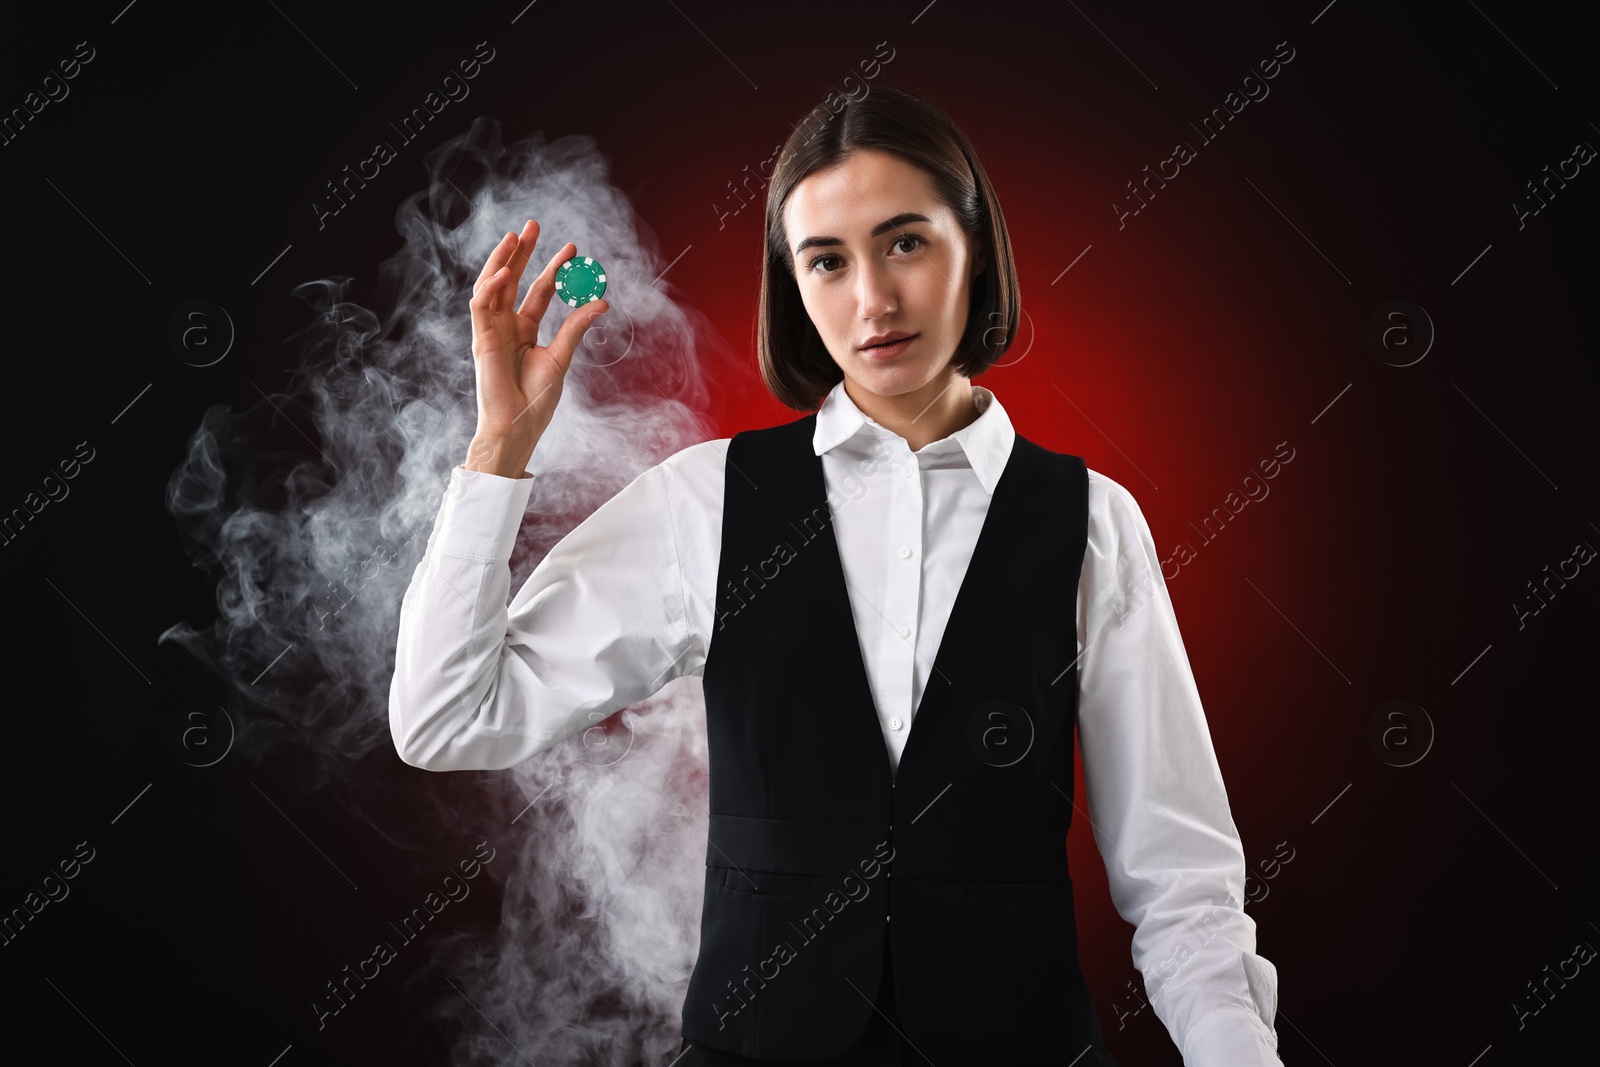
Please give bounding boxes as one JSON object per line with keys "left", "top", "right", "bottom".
{"left": 1181, "top": 1005, "right": 1282, "bottom": 1067}
{"left": 432, "top": 466, "right": 537, "bottom": 560}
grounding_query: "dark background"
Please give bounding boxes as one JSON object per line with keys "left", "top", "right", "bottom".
{"left": 1, "top": 1, "right": 1595, "bottom": 1064}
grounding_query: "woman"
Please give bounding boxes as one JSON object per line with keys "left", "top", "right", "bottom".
{"left": 391, "top": 85, "right": 1283, "bottom": 1066}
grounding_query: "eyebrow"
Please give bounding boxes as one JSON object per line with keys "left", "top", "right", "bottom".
{"left": 793, "top": 212, "right": 931, "bottom": 255}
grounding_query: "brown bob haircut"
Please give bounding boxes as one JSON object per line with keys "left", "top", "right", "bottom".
{"left": 757, "top": 82, "right": 1021, "bottom": 412}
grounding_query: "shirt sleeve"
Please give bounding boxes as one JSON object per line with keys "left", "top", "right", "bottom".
{"left": 388, "top": 462, "right": 693, "bottom": 771}
{"left": 1075, "top": 472, "right": 1283, "bottom": 1066}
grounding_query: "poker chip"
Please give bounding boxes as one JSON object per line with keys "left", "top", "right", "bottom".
{"left": 555, "top": 255, "right": 607, "bottom": 307}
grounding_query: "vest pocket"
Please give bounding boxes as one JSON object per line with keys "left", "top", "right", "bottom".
{"left": 964, "top": 878, "right": 1074, "bottom": 903}
{"left": 687, "top": 869, "right": 888, "bottom": 1057}
{"left": 717, "top": 867, "right": 816, "bottom": 895}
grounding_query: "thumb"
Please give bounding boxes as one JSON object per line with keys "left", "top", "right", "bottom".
{"left": 548, "top": 299, "right": 610, "bottom": 364}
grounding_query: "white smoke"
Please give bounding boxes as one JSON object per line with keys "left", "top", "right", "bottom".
{"left": 161, "top": 116, "right": 737, "bottom": 1063}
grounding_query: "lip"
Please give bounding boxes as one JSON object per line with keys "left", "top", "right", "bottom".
{"left": 860, "top": 330, "right": 915, "bottom": 350}
{"left": 859, "top": 332, "right": 918, "bottom": 359}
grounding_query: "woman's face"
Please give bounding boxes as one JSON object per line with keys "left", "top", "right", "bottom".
{"left": 783, "top": 149, "right": 986, "bottom": 401}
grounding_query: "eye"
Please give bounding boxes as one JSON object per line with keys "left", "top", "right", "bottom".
{"left": 890, "top": 233, "right": 926, "bottom": 255}
{"left": 805, "top": 233, "right": 927, "bottom": 276}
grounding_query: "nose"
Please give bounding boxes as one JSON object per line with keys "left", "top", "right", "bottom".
{"left": 855, "top": 257, "right": 897, "bottom": 320}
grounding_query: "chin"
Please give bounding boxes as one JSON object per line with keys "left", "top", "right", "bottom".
{"left": 849, "top": 360, "right": 935, "bottom": 392}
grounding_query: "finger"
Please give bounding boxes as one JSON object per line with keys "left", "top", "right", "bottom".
{"left": 473, "top": 222, "right": 533, "bottom": 306}
{"left": 516, "top": 241, "right": 577, "bottom": 321}
{"left": 515, "top": 241, "right": 575, "bottom": 319}
{"left": 469, "top": 265, "right": 514, "bottom": 340}
{"left": 499, "top": 219, "right": 544, "bottom": 313}
{"left": 542, "top": 299, "right": 609, "bottom": 371}
{"left": 471, "top": 230, "right": 514, "bottom": 293}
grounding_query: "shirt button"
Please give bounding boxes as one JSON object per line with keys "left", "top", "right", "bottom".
{"left": 889, "top": 716, "right": 904, "bottom": 730}
{"left": 897, "top": 546, "right": 912, "bottom": 559}
{"left": 902, "top": 465, "right": 914, "bottom": 478}
{"left": 896, "top": 624, "right": 910, "bottom": 639}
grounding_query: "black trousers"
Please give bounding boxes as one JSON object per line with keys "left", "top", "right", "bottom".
{"left": 673, "top": 935, "right": 1121, "bottom": 1067}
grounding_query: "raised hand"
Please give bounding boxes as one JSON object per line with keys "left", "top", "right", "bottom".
{"left": 463, "top": 219, "right": 609, "bottom": 476}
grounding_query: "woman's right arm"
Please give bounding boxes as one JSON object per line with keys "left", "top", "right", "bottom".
{"left": 389, "top": 459, "right": 691, "bottom": 771}
{"left": 389, "top": 220, "right": 692, "bottom": 771}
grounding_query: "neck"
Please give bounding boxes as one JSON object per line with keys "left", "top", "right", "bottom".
{"left": 842, "top": 374, "right": 980, "bottom": 452}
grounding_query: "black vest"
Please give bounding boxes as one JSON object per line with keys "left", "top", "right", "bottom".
{"left": 680, "top": 413, "right": 1099, "bottom": 1065}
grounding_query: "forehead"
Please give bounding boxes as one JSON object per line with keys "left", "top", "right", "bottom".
{"left": 783, "top": 150, "right": 944, "bottom": 237}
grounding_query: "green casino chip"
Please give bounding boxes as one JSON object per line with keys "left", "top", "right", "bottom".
{"left": 555, "top": 255, "right": 607, "bottom": 307}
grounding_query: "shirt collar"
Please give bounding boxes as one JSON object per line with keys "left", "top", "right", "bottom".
{"left": 811, "top": 379, "right": 1015, "bottom": 494}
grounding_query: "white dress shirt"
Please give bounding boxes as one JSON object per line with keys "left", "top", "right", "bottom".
{"left": 390, "top": 381, "right": 1284, "bottom": 1066}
